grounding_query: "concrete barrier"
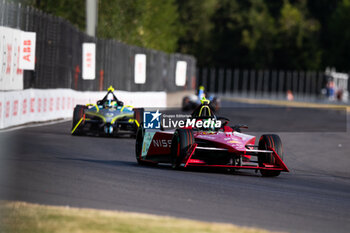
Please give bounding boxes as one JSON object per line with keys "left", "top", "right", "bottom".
{"left": 0, "top": 89, "right": 166, "bottom": 129}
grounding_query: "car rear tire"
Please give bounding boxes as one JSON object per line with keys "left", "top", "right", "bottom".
{"left": 133, "top": 108, "right": 144, "bottom": 136}
{"left": 135, "top": 123, "right": 151, "bottom": 165}
{"left": 71, "top": 105, "right": 86, "bottom": 135}
{"left": 170, "top": 129, "right": 194, "bottom": 169}
{"left": 182, "top": 96, "right": 191, "bottom": 111}
{"left": 209, "top": 97, "right": 220, "bottom": 112}
{"left": 258, "top": 134, "right": 283, "bottom": 177}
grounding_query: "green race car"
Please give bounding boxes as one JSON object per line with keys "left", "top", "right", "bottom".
{"left": 71, "top": 86, "right": 143, "bottom": 137}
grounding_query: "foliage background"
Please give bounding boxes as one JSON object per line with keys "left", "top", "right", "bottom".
{"left": 21, "top": 0, "right": 350, "bottom": 71}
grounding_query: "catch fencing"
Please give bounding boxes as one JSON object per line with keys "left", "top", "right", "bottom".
{"left": 197, "top": 68, "right": 350, "bottom": 102}
{"left": 0, "top": 1, "right": 196, "bottom": 92}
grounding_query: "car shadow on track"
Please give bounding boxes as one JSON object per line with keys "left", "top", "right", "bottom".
{"left": 55, "top": 157, "right": 137, "bottom": 168}
{"left": 176, "top": 166, "right": 261, "bottom": 177}
{"left": 56, "top": 157, "right": 262, "bottom": 177}
{"left": 71, "top": 133, "right": 135, "bottom": 138}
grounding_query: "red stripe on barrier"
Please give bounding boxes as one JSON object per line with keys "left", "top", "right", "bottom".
{"left": 56, "top": 97, "right": 60, "bottom": 111}
{"left": 62, "top": 97, "right": 65, "bottom": 110}
{"left": 30, "top": 98, "right": 35, "bottom": 113}
{"left": 5, "top": 101, "right": 10, "bottom": 118}
{"left": 6, "top": 44, "right": 12, "bottom": 74}
{"left": 13, "top": 100, "right": 18, "bottom": 116}
{"left": 38, "top": 98, "right": 42, "bottom": 113}
{"left": 16, "top": 45, "right": 23, "bottom": 75}
{"left": 43, "top": 98, "right": 47, "bottom": 112}
{"left": 68, "top": 97, "right": 71, "bottom": 110}
{"left": 49, "top": 98, "right": 53, "bottom": 112}
{"left": 23, "top": 99, "right": 27, "bottom": 115}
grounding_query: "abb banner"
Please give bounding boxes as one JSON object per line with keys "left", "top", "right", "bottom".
{"left": 82, "top": 43, "right": 96, "bottom": 80}
{"left": 134, "top": 54, "right": 146, "bottom": 84}
{"left": 0, "top": 89, "right": 166, "bottom": 129}
{"left": 19, "top": 31, "right": 36, "bottom": 70}
{"left": 0, "top": 27, "right": 24, "bottom": 90}
{"left": 0, "top": 26, "right": 36, "bottom": 91}
{"left": 175, "top": 61, "right": 187, "bottom": 86}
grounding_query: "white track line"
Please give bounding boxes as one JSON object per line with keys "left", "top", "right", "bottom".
{"left": 0, "top": 118, "right": 71, "bottom": 133}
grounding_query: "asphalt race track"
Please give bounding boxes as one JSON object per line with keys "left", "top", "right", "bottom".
{"left": 1, "top": 101, "right": 350, "bottom": 233}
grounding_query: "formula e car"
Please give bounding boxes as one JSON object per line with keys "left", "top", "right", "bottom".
{"left": 71, "top": 86, "right": 143, "bottom": 137}
{"left": 182, "top": 86, "right": 220, "bottom": 111}
{"left": 136, "top": 99, "right": 288, "bottom": 177}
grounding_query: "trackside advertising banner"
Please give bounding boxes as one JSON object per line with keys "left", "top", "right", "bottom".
{"left": 134, "top": 54, "right": 146, "bottom": 84}
{"left": 175, "top": 61, "right": 187, "bottom": 86}
{"left": 0, "top": 89, "right": 166, "bottom": 129}
{"left": 82, "top": 43, "right": 96, "bottom": 80}
{"left": 19, "top": 31, "right": 36, "bottom": 70}
{"left": 0, "top": 26, "right": 36, "bottom": 91}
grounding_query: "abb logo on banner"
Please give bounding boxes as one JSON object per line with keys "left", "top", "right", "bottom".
{"left": 23, "top": 99, "right": 27, "bottom": 115}
{"left": 86, "top": 53, "right": 92, "bottom": 67}
{"left": 6, "top": 44, "right": 12, "bottom": 74}
{"left": 67, "top": 97, "right": 71, "bottom": 110}
{"left": 16, "top": 46, "right": 23, "bottom": 75}
{"left": 49, "top": 98, "right": 53, "bottom": 112}
{"left": 19, "top": 32, "right": 36, "bottom": 70}
{"left": 175, "top": 61, "right": 187, "bottom": 86}
{"left": 30, "top": 98, "right": 35, "bottom": 113}
{"left": 82, "top": 43, "right": 95, "bottom": 80}
{"left": 134, "top": 54, "right": 146, "bottom": 84}
{"left": 62, "top": 97, "right": 65, "bottom": 110}
{"left": 43, "top": 98, "right": 47, "bottom": 112}
{"left": 38, "top": 98, "right": 42, "bottom": 113}
{"left": 5, "top": 101, "right": 10, "bottom": 118}
{"left": 13, "top": 100, "right": 18, "bottom": 116}
{"left": 56, "top": 97, "right": 60, "bottom": 111}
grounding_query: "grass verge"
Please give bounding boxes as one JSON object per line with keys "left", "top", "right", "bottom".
{"left": 0, "top": 201, "right": 273, "bottom": 233}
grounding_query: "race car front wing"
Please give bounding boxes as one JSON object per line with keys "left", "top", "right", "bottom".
{"left": 181, "top": 143, "right": 289, "bottom": 172}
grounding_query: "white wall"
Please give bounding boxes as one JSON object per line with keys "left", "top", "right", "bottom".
{"left": 0, "top": 89, "right": 167, "bottom": 129}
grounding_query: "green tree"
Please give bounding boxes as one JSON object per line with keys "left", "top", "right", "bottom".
{"left": 206, "top": 0, "right": 246, "bottom": 67}
{"left": 275, "top": 0, "right": 321, "bottom": 69}
{"left": 241, "top": 0, "right": 277, "bottom": 68}
{"left": 23, "top": 0, "right": 180, "bottom": 53}
{"left": 22, "top": 0, "right": 85, "bottom": 31}
{"left": 98, "top": 0, "right": 180, "bottom": 53}
{"left": 176, "top": 0, "right": 218, "bottom": 62}
{"left": 327, "top": 0, "right": 350, "bottom": 71}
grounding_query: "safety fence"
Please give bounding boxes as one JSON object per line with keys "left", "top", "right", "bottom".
{"left": 197, "top": 68, "right": 350, "bottom": 102}
{"left": 0, "top": 1, "right": 196, "bottom": 92}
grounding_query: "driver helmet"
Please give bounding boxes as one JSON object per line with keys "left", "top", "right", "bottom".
{"left": 198, "top": 86, "right": 206, "bottom": 99}
{"left": 191, "top": 98, "right": 216, "bottom": 121}
{"left": 104, "top": 100, "right": 117, "bottom": 108}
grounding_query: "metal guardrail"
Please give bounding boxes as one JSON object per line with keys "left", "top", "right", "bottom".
{"left": 0, "top": 1, "right": 196, "bottom": 92}
{"left": 197, "top": 67, "right": 350, "bottom": 103}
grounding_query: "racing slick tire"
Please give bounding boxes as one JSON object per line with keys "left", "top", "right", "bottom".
{"left": 71, "top": 105, "right": 87, "bottom": 136}
{"left": 135, "top": 123, "right": 145, "bottom": 164}
{"left": 258, "top": 134, "right": 283, "bottom": 177}
{"left": 209, "top": 97, "right": 220, "bottom": 112}
{"left": 182, "top": 96, "right": 191, "bottom": 111}
{"left": 135, "top": 123, "right": 153, "bottom": 165}
{"left": 170, "top": 129, "right": 194, "bottom": 169}
{"left": 132, "top": 108, "right": 144, "bottom": 137}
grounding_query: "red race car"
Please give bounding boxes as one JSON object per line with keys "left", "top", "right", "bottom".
{"left": 135, "top": 100, "right": 289, "bottom": 177}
